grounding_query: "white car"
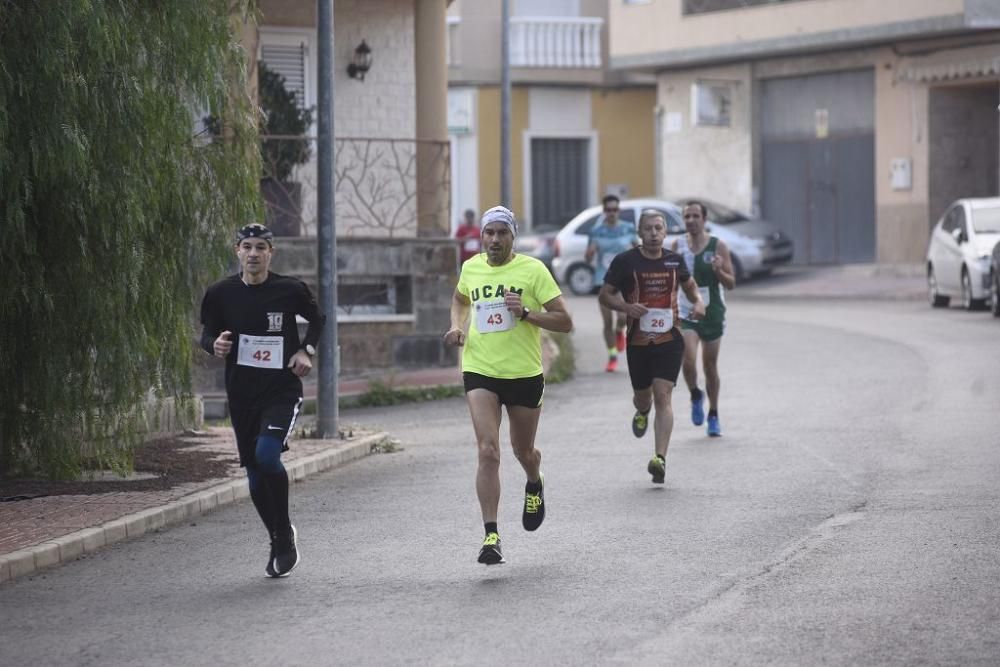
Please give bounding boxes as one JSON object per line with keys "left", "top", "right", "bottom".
{"left": 926, "top": 197, "right": 1000, "bottom": 310}
{"left": 550, "top": 198, "right": 787, "bottom": 295}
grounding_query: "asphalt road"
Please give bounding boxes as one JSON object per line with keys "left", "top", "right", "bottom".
{"left": 3, "top": 294, "right": 999, "bottom": 665}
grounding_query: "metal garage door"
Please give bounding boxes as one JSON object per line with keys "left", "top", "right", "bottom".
{"left": 531, "top": 137, "right": 590, "bottom": 229}
{"left": 761, "top": 69, "right": 875, "bottom": 264}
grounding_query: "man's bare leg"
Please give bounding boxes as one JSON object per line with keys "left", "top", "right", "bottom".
{"left": 466, "top": 389, "right": 502, "bottom": 523}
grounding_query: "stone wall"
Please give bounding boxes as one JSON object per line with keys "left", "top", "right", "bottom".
{"left": 194, "top": 237, "right": 460, "bottom": 394}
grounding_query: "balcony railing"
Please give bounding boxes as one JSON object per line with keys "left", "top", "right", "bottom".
{"left": 509, "top": 17, "right": 603, "bottom": 68}
{"left": 259, "top": 135, "right": 450, "bottom": 238}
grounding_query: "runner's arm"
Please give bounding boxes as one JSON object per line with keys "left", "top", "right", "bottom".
{"left": 680, "top": 277, "right": 706, "bottom": 319}
{"left": 712, "top": 240, "right": 737, "bottom": 290}
{"left": 199, "top": 288, "right": 222, "bottom": 355}
{"left": 584, "top": 238, "right": 597, "bottom": 263}
{"left": 598, "top": 284, "right": 647, "bottom": 319}
{"left": 522, "top": 295, "right": 573, "bottom": 333}
{"left": 297, "top": 281, "right": 327, "bottom": 351}
{"left": 444, "top": 289, "right": 471, "bottom": 346}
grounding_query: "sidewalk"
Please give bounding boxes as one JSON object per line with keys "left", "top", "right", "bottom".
{"left": 0, "top": 366, "right": 462, "bottom": 585}
{"left": 733, "top": 263, "right": 927, "bottom": 301}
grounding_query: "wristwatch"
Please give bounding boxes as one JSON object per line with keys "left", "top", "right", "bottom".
{"left": 519, "top": 307, "right": 531, "bottom": 321}
{"left": 303, "top": 344, "right": 316, "bottom": 356}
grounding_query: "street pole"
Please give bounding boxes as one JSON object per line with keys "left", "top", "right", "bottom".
{"left": 500, "top": 0, "right": 511, "bottom": 208}
{"left": 316, "top": 0, "right": 338, "bottom": 437}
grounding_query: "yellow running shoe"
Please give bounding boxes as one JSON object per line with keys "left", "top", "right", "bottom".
{"left": 522, "top": 473, "right": 545, "bottom": 531}
{"left": 647, "top": 456, "right": 665, "bottom": 484}
{"left": 632, "top": 410, "right": 649, "bottom": 438}
{"left": 477, "top": 532, "right": 505, "bottom": 565}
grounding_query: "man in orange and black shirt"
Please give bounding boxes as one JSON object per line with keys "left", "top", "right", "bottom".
{"left": 599, "top": 209, "right": 705, "bottom": 484}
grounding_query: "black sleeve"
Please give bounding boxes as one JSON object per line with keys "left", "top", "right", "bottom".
{"left": 604, "top": 252, "right": 626, "bottom": 291}
{"left": 297, "top": 280, "right": 326, "bottom": 349}
{"left": 199, "top": 285, "right": 222, "bottom": 355}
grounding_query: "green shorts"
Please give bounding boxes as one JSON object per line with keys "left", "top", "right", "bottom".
{"left": 680, "top": 318, "right": 725, "bottom": 342}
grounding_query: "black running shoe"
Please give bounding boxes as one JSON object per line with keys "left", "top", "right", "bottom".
{"left": 522, "top": 473, "right": 545, "bottom": 531}
{"left": 265, "top": 536, "right": 278, "bottom": 578}
{"left": 632, "top": 410, "right": 649, "bottom": 438}
{"left": 272, "top": 525, "right": 300, "bottom": 577}
{"left": 647, "top": 456, "right": 665, "bottom": 484}
{"left": 477, "top": 532, "right": 505, "bottom": 565}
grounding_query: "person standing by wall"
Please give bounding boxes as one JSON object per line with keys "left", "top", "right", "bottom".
{"left": 455, "top": 208, "right": 481, "bottom": 264}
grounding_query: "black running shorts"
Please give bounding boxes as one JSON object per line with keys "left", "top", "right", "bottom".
{"left": 625, "top": 335, "right": 685, "bottom": 390}
{"left": 463, "top": 372, "right": 545, "bottom": 409}
{"left": 229, "top": 393, "right": 304, "bottom": 467}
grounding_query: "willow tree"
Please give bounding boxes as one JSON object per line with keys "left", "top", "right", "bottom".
{"left": 0, "top": 1, "right": 261, "bottom": 477}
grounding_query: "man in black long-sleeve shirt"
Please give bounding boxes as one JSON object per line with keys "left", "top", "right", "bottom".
{"left": 200, "top": 223, "right": 325, "bottom": 578}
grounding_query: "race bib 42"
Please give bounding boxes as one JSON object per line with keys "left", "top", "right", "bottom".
{"left": 237, "top": 335, "right": 284, "bottom": 369}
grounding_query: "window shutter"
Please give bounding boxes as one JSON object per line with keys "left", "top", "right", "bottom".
{"left": 261, "top": 41, "right": 308, "bottom": 108}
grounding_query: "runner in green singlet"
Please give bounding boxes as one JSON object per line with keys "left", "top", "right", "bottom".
{"left": 672, "top": 201, "right": 736, "bottom": 437}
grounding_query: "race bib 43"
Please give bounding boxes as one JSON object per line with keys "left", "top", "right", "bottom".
{"left": 475, "top": 300, "right": 516, "bottom": 334}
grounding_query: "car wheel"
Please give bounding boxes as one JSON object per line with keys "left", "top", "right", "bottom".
{"left": 565, "top": 264, "right": 595, "bottom": 296}
{"left": 992, "top": 270, "right": 1000, "bottom": 318}
{"left": 960, "top": 269, "right": 986, "bottom": 311}
{"left": 928, "top": 265, "right": 949, "bottom": 308}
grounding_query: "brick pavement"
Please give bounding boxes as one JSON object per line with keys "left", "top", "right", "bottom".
{"left": 0, "top": 364, "right": 470, "bottom": 583}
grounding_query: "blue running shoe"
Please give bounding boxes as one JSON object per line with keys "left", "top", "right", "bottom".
{"left": 707, "top": 414, "right": 722, "bottom": 437}
{"left": 691, "top": 394, "right": 705, "bottom": 426}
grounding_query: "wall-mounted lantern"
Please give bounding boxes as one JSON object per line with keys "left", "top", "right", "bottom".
{"left": 347, "top": 40, "right": 372, "bottom": 81}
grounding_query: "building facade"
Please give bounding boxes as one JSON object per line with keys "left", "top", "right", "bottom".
{"left": 610, "top": 0, "right": 1000, "bottom": 264}
{"left": 447, "top": 0, "right": 657, "bottom": 232}
{"left": 230, "top": 0, "right": 457, "bottom": 377}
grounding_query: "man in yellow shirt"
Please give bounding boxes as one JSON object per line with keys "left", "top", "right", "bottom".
{"left": 444, "top": 206, "right": 573, "bottom": 565}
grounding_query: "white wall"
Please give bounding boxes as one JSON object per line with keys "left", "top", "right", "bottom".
{"left": 449, "top": 87, "right": 479, "bottom": 231}
{"left": 335, "top": 0, "right": 415, "bottom": 139}
{"left": 657, "top": 63, "right": 753, "bottom": 212}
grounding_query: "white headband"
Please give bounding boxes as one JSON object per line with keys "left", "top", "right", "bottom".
{"left": 480, "top": 205, "right": 518, "bottom": 237}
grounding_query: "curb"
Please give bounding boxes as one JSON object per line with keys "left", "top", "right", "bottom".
{"left": 0, "top": 431, "right": 388, "bottom": 585}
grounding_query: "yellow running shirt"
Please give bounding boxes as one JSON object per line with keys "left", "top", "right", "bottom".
{"left": 457, "top": 253, "right": 562, "bottom": 379}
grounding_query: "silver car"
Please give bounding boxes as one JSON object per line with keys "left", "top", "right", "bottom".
{"left": 926, "top": 197, "right": 1000, "bottom": 310}
{"left": 551, "top": 198, "right": 792, "bottom": 295}
{"left": 669, "top": 197, "right": 794, "bottom": 276}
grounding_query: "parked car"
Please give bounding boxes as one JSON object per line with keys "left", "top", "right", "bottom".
{"left": 668, "top": 196, "right": 794, "bottom": 275}
{"left": 926, "top": 197, "right": 1000, "bottom": 310}
{"left": 550, "top": 198, "right": 793, "bottom": 295}
{"left": 991, "top": 238, "right": 1000, "bottom": 317}
{"left": 514, "top": 224, "right": 559, "bottom": 272}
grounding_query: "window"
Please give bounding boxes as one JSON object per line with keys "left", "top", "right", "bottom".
{"left": 575, "top": 209, "right": 636, "bottom": 236}
{"left": 942, "top": 208, "right": 956, "bottom": 233}
{"left": 259, "top": 30, "right": 312, "bottom": 110}
{"left": 954, "top": 207, "right": 968, "bottom": 237}
{"left": 649, "top": 208, "right": 685, "bottom": 235}
{"left": 972, "top": 206, "right": 1000, "bottom": 234}
{"left": 338, "top": 277, "right": 412, "bottom": 318}
{"left": 692, "top": 81, "right": 733, "bottom": 127}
